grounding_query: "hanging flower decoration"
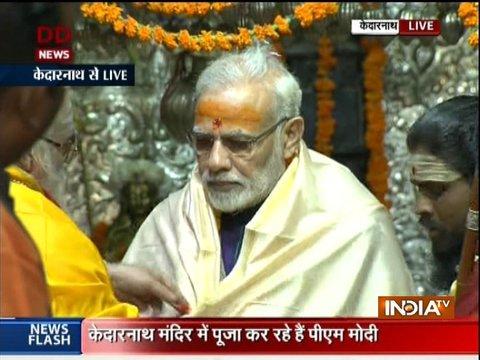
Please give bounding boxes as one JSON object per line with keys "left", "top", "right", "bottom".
{"left": 361, "top": 38, "right": 390, "bottom": 208}
{"left": 294, "top": 2, "right": 340, "bottom": 27}
{"left": 314, "top": 36, "right": 337, "bottom": 156}
{"left": 132, "top": 2, "right": 234, "bottom": 17}
{"left": 80, "top": 2, "right": 339, "bottom": 53}
{"left": 458, "top": 2, "right": 479, "bottom": 48}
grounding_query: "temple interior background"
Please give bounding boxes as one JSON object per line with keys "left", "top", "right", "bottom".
{"left": 58, "top": 2, "right": 478, "bottom": 295}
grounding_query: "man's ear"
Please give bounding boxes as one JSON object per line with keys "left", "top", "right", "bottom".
{"left": 282, "top": 116, "right": 304, "bottom": 161}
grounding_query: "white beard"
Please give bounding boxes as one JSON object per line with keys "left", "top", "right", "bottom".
{"left": 201, "top": 137, "right": 286, "bottom": 214}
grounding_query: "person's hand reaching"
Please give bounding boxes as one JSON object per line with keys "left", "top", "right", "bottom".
{"left": 107, "top": 263, "right": 190, "bottom": 316}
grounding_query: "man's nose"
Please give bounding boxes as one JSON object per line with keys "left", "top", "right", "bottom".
{"left": 207, "top": 139, "right": 232, "bottom": 173}
{"left": 415, "top": 192, "right": 434, "bottom": 218}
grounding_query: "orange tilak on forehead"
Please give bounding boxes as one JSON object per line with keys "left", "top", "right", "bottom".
{"left": 195, "top": 100, "right": 266, "bottom": 133}
{"left": 194, "top": 89, "right": 271, "bottom": 134}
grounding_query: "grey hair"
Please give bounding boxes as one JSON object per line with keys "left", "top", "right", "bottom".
{"left": 194, "top": 42, "right": 302, "bottom": 122}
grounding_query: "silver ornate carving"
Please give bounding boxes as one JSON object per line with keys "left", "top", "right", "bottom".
{"left": 68, "top": 16, "right": 196, "bottom": 234}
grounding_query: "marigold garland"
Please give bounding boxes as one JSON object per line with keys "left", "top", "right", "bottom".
{"left": 314, "top": 36, "right": 337, "bottom": 156}
{"left": 458, "top": 2, "right": 479, "bottom": 48}
{"left": 294, "top": 2, "right": 339, "bottom": 27}
{"left": 361, "top": 38, "right": 390, "bottom": 207}
{"left": 132, "top": 2, "right": 233, "bottom": 17}
{"left": 80, "top": 2, "right": 339, "bottom": 53}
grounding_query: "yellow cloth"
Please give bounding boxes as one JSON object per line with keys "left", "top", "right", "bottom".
{"left": 7, "top": 166, "right": 138, "bottom": 318}
{"left": 123, "top": 141, "right": 415, "bottom": 317}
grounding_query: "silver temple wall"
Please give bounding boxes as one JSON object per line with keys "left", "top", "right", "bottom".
{"left": 66, "top": 19, "right": 196, "bottom": 236}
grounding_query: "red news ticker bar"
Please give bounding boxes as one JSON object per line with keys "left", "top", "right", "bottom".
{"left": 399, "top": 19, "right": 441, "bottom": 36}
{"left": 81, "top": 318, "right": 478, "bottom": 355}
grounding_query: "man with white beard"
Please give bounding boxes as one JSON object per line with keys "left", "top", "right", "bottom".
{"left": 16, "top": 91, "right": 76, "bottom": 214}
{"left": 119, "top": 43, "right": 415, "bottom": 317}
{"left": 6, "top": 88, "right": 139, "bottom": 318}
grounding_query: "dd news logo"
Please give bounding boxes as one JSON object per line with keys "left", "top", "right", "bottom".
{"left": 35, "top": 25, "right": 73, "bottom": 63}
{"left": 378, "top": 296, "right": 455, "bottom": 319}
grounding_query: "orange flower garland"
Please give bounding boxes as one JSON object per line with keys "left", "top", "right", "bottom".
{"left": 294, "top": 2, "right": 340, "bottom": 27}
{"left": 80, "top": 2, "right": 339, "bottom": 53}
{"left": 314, "top": 36, "right": 337, "bottom": 156}
{"left": 361, "top": 39, "right": 390, "bottom": 207}
{"left": 132, "top": 2, "right": 233, "bottom": 17}
{"left": 458, "top": 2, "right": 479, "bottom": 48}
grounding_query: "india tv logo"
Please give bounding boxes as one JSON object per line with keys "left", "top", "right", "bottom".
{"left": 378, "top": 296, "right": 455, "bottom": 319}
{"left": 35, "top": 25, "right": 73, "bottom": 63}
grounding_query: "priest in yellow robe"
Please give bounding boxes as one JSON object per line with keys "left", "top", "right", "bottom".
{"left": 122, "top": 44, "right": 415, "bottom": 317}
{"left": 7, "top": 165, "right": 138, "bottom": 318}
